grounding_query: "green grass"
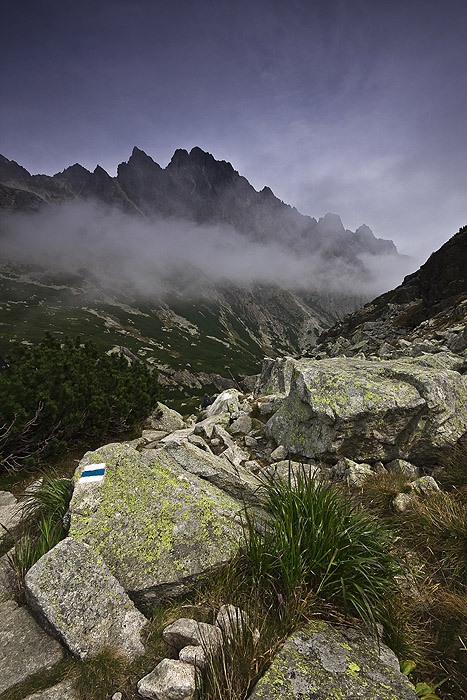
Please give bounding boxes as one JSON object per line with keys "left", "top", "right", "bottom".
{"left": 10, "top": 473, "right": 72, "bottom": 600}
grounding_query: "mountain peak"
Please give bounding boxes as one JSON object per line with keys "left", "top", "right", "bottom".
{"left": 318, "top": 213, "right": 345, "bottom": 234}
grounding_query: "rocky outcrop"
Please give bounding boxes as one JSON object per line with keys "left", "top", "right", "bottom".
{"left": 247, "top": 620, "right": 418, "bottom": 699}
{"left": 25, "top": 537, "right": 147, "bottom": 660}
{"left": 68, "top": 443, "right": 246, "bottom": 609}
{"left": 264, "top": 355, "right": 467, "bottom": 462}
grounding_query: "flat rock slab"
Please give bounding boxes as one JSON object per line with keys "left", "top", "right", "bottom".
{"left": 248, "top": 621, "right": 418, "bottom": 700}
{"left": 0, "top": 599, "right": 64, "bottom": 694}
{"left": 25, "top": 537, "right": 147, "bottom": 660}
{"left": 69, "top": 443, "right": 245, "bottom": 610}
{"left": 266, "top": 356, "right": 467, "bottom": 461}
{"left": 165, "top": 440, "right": 260, "bottom": 504}
{"left": 23, "top": 678, "right": 79, "bottom": 700}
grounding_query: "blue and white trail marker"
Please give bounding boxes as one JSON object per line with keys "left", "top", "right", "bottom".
{"left": 78, "top": 463, "right": 106, "bottom": 484}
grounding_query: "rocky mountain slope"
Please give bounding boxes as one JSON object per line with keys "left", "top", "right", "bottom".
{"left": 313, "top": 224, "right": 467, "bottom": 360}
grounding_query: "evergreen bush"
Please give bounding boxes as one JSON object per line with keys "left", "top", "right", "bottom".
{"left": 0, "top": 334, "right": 162, "bottom": 473}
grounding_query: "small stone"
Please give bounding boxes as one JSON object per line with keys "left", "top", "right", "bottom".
{"left": 373, "top": 461, "right": 387, "bottom": 474}
{"left": 346, "top": 462, "right": 373, "bottom": 488}
{"left": 162, "top": 618, "right": 222, "bottom": 652}
{"left": 221, "top": 444, "right": 249, "bottom": 467}
{"left": 386, "top": 459, "right": 419, "bottom": 477}
{"left": 212, "top": 424, "right": 234, "bottom": 448}
{"left": 270, "top": 445, "right": 288, "bottom": 461}
{"left": 244, "top": 435, "right": 258, "bottom": 448}
{"left": 392, "top": 493, "right": 415, "bottom": 512}
{"left": 112, "top": 693, "right": 123, "bottom": 700}
{"left": 187, "top": 434, "right": 209, "bottom": 450}
{"left": 409, "top": 476, "right": 440, "bottom": 495}
{"left": 230, "top": 415, "right": 253, "bottom": 435}
{"left": 179, "top": 644, "right": 206, "bottom": 669}
{"left": 137, "top": 658, "right": 196, "bottom": 700}
{"left": 216, "top": 604, "right": 257, "bottom": 642}
{"left": 145, "top": 403, "right": 185, "bottom": 432}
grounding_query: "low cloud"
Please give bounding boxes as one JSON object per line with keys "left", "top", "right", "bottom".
{"left": 0, "top": 201, "right": 416, "bottom": 301}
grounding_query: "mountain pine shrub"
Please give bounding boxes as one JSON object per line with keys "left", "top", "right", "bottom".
{"left": 0, "top": 333, "right": 162, "bottom": 473}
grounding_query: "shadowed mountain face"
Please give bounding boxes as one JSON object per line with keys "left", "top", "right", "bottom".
{"left": 314, "top": 225, "right": 467, "bottom": 359}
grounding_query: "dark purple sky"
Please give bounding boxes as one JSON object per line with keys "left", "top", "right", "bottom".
{"left": 1, "top": 0, "right": 466, "bottom": 258}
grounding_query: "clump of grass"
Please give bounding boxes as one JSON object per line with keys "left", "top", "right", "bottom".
{"left": 402, "top": 490, "right": 467, "bottom": 586}
{"left": 242, "top": 468, "right": 403, "bottom": 635}
{"left": 10, "top": 473, "right": 72, "bottom": 599}
{"left": 358, "top": 471, "right": 413, "bottom": 515}
{"left": 71, "top": 647, "right": 127, "bottom": 700}
{"left": 435, "top": 433, "right": 467, "bottom": 494}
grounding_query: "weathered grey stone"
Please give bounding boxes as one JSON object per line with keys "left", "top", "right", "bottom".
{"left": 23, "top": 678, "right": 78, "bottom": 700}
{"left": 265, "top": 460, "right": 320, "bottom": 485}
{"left": 346, "top": 461, "right": 373, "bottom": 488}
{"left": 163, "top": 618, "right": 223, "bottom": 652}
{"left": 193, "top": 413, "right": 230, "bottom": 438}
{"left": 69, "top": 444, "right": 244, "bottom": 609}
{"left": 258, "top": 395, "right": 285, "bottom": 416}
{"left": 386, "top": 459, "right": 419, "bottom": 477}
{"left": 187, "top": 433, "right": 209, "bottom": 450}
{"left": 212, "top": 423, "right": 235, "bottom": 447}
{"left": 216, "top": 604, "right": 254, "bottom": 640}
{"left": 0, "top": 490, "right": 21, "bottom": 539}
{"left": 392, "top": 493, "right": 415, "bottom": 512}
{"left": 244, "top": 435, "right": 258, "bottom": 448}
{"left": 222, "top": 443, "right": 250, "bottom": 468}
{"left": 137, "top": 659, "right": 197, "bottom": 700}
{"left": 179, "top": 644, "right": 206, "bottom": 669}
{"left": 0, "top": 599, "right": 64, "bottom": 694}
{"left": 165, "top": 440, "right": 260, "bottom": 503}
{"left": 145, "top": 403, "right": 185, "bottom": 432}
{"left": 255, "top": 356, "right": 296, "bottom": 395}
{"left": 230, "top": 414, "right": 253, "bottom": 435}
{"left": 270, "top": 445, "right": 288, "bottom": 461}
{"left": 409, "top": 475, "right": 441, "bottom": 495}
{"left": 245, "top": 460, "right": 262, "bottom": 473}
{"left": 206, "top": 389, "right": 243, "bottom": 417}
{"left": 25, "top": 537, "right": 147, "bottom": 660}
{"left": 160, "top": 428, "right": 195, "bottom": 445}
{"left": 248, "top": 620, "right": 418, "bottom": 699}
{"left": 142, "top": 429, "right": 169, "bottom": 443}
{"left": 265, "top": 356, "right": 467, "bottom": 462}
{"left": 0, "top": 548, "right": 16, "bottom": 602}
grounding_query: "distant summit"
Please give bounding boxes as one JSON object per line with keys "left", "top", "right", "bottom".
{"left": 0, "top": 147, "right": 400, "bottom": 266}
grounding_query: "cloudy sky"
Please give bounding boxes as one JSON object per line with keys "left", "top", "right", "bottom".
{"left": 1, "top": 0, "right": 466, "bottom": 259}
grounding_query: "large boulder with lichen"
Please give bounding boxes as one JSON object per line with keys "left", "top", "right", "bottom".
{"left": 247, "top": 620, "right": 418, "bottom": 700}
{"left": 264, "top": 355, "right": 467, "bottom": 462}
{"left": 68, "top": 443, "right": 245, "bottom": 610}
{"left": 25, "top": 537, "right": 147, "bottom": 660}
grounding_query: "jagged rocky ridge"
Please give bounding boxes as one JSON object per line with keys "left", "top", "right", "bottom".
{"left": 0, "top": 147, "right": 397, "bottom": 264}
